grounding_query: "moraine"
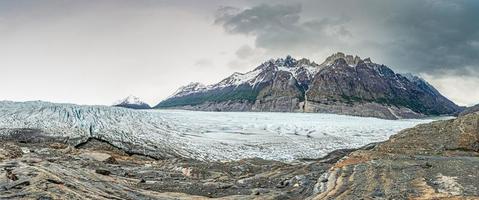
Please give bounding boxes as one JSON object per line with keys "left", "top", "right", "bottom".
{"left": 0, "top": 101, "right": 449, "bottom": 161}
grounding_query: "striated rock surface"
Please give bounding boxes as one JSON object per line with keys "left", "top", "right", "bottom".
{"left": 0, "top": 136, "right": 353, "bottom": 200}
{"left": 252, "top": 70, "right": 305, "bottom": 112}
{"left": 156, "top": 53, "right": 460, "bottom": 119}
{"left": 312, "top": 112, "right": 479, "bottom": 199}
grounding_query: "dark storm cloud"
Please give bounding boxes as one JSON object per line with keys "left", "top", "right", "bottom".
{"left": 215, "top": 0, "right": 479, "bottom": 75}
{"left": 215, "top": 3, "right": 352, "bottom": 54}
{"left": 376, "top": 0, "right": 479, "bottom": 75}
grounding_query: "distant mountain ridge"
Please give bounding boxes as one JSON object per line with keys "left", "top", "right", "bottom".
{"left": 155, "top": 52, "right": 461, "bottom": 119}
{"left": 459, "top": 104, "right": 479, "bottom": 116}
{"left": 113, "top": 95, "right": 151, "bottom": 109}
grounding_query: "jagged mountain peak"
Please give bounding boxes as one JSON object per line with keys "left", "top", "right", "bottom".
{"left": 280, "top": 55, "right": 296, "bottom": 67}
{"left": 297, "top": 58, "right": 319, "bottom": 67}
{"left": 321, "top": 52, "right": 362, "bottom": 67}
{"left": 362, "top": 57, "right": 373, "bottom": 64}
{"left": 255, "top": 56, "right": 319, "bottom": 77}
{"left": 261, "top": 55, "right": 297, "bottom": 68}
{"left": 255, "top": 56, "right": 321, "bottom": 72}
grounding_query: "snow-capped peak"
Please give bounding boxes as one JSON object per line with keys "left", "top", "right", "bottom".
{"left": 170, "top": 82, "right": 207, "bottom": 98}
{"left": 114, "top": 95, "right": 146, "bottom": 106}
{"left": 259, "top": 55, "right": 298, "bottom": 69}
{"left": 215, "top": 70, "right": 262, "bottom": 88}
{"left": 113, "top": 95, "right": 151, "bottom": 109}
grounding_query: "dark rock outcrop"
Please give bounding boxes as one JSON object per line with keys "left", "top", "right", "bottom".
{"left": 312, "top": 112, "right": 479, "bottom": 199}
{"left": 252, "top": 70, "right": 305, "bottom": 112}
{"left": 306, "top": 58, "right": 459, "bottom": 118}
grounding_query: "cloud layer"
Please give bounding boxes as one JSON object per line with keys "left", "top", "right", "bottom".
{"left": 215, "top": 0, "right": 479, "bottom": 76}
{"left": 215, "top": 4, "right": 352, "bottom": 56}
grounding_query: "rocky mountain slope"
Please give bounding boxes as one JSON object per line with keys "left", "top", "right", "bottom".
{"left": 113, "top": 95, "right": 151, "bottom": 109}
{"left": 460, "top": 103, "right": 479, "bottom": 116}
{"left": 155, "top": 53, "right": 461, "bottom": 119}
{"left": 1, "top": 104, "right": 477, "bottom": 199}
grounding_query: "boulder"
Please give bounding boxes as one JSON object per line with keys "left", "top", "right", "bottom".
{"left": 80, "top": 152, "right": 113, "bottom": 162}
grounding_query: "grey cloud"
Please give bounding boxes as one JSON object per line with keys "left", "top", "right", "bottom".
{"left": 194, "top": 59, "right": 215, "bottom": 68}
{"left": 215, "top": 0, "right": 479, "bottom": 76}
{"left": 215, "top": 4, "right": 301, "bottom": 35}
{"left": 215, "top": 3, "right": 351, "bottom": 54}
{"left": 379, "top": 0, "right": 479, "bottom": 75}
{"left": 235, "top": 45, "right": 255, "bottom": 59}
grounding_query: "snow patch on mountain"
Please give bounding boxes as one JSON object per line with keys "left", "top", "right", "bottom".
{"left": 114, "top": 95, "right": 145, "bottom": 105}
{"left": 214, "top": 70, "right": 262, "bottom": 88}
{"left": 113, "top": 95, "right": 150, "bottom": 109}
{"left": 170, "top": 82, "right": 207, "bottom": 98}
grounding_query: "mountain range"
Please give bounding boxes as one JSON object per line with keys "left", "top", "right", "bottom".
{"left": 154, "top": 52, "right": 461, "bottom": 119}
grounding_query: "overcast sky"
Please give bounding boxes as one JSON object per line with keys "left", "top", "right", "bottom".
{"left": 1, "top": 0, "right": 478, "bottom": 106}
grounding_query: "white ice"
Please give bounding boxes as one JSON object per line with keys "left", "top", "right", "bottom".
{"left": 0, "top": 101, "right": 446, "bottom": 161}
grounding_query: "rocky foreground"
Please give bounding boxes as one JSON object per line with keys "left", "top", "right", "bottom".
{"left": 1, "top": 112, "right": 478, "bottom": 199}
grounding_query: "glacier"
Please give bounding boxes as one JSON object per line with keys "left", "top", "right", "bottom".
{"left": 0, "top": 101, "right": 446, "bottom": 161}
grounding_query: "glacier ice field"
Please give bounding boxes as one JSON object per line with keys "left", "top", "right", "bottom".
{"left": 0, "top": 101, "right": 447, "bottom": 161}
